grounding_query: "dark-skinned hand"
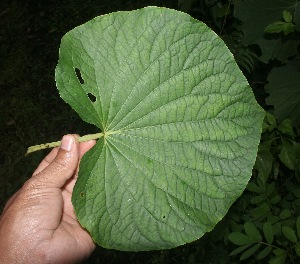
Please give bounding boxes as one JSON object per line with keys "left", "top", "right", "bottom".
{"left": 0, "top": 135, "right": 96, "bottom": 264}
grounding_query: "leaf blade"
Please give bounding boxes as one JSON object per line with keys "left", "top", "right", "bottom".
{"left": 55, "top": 7, "right": 266, "bottom": 251}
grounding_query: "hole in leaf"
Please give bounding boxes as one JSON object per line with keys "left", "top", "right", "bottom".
{"left": 162, "top": 215, "right": 166, "bottom": 219}
{"left": 80, "top": 192, "right": 85, "bottom": 197}
{"left": 75, "top": 68, "right": 84, "bottom": 84}
{"left": 87, "top": 93, "right": 96, "bottom": 102}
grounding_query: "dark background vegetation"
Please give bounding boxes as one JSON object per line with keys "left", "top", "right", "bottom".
{"left": 1, "top": 0, "right": 299, "bottom": 263}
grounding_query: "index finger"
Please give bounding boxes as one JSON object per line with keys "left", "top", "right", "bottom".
{"left": 63, "top": 139, "right": 96, "bottom": 193}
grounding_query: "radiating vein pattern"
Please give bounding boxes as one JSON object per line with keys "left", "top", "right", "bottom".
{"left": 57, "top": 7, "right": 265, "bottom": 251}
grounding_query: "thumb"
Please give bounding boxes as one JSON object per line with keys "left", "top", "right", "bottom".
{"left": 32, "top": 135, "right": 80, "bottom": 188}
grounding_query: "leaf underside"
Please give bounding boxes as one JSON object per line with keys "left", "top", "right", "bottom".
{"left": 55, "top": 7, "right": 265, "bottom": 251}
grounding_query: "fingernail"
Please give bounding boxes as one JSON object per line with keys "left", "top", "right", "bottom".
{"left": 60, "top": 135, "right": 73, "bottom": 151}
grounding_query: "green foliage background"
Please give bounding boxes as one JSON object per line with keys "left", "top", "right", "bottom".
{"left": 0, "top": 0, "right": 299, "bottom": 263}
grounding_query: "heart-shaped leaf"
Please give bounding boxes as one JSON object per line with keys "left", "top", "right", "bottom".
{"left": 55, "top": 7, "right": 265, "bottom": 251}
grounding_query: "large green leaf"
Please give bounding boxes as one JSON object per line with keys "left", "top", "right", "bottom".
{"left": 55, "top": 7, "right": 265, "bottom": 251}
{"left": 265, "top": 59, "right": 300, "bottom": 126}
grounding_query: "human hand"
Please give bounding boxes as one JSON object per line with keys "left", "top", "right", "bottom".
{"left": 0, "top": 135, "right": 96, "bottom": 264}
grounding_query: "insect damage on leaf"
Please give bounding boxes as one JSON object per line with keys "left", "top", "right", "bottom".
{"left": 75, "top": 68, "right": 84, "bottom": 84}
{"left": 87, "top": 93, "right": 96, "bottom": 102}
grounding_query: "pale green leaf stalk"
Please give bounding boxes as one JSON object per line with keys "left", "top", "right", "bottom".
{"left": 26, "top": 133, "right": 104, "bottom": 155}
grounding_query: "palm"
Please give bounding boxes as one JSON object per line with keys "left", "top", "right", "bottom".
{"left": 30, "top": 139, "right": 96, "bottom": 263}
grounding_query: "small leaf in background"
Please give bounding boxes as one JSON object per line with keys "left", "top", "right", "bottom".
{"left": 247, "top": 182, "right": 261, "bottom": 193}
{"left": 240, "top": 243, "right": 261, "bottom": 261}
{"left": 264, "top": 21, "right": 288, "bottom": 33}
{"left": 267, "top": 215, "right": 280, "bottom": 225}
{"left": 229, "top": 244, "right": 252, "bottom": 256}
{"left": 283, "top": 10, "right": 293, "bottom": 23}
{"left": 282, "top": 23, "right": 296, "bottom": 35}
{"left": 282, "top": 226, "right": 298, "bottom": 243}
{"left": 55, "top": 6, "right": 265, "bottom": 251}
{"left": 228, "top": 232, "right": 254, "bottom": 245}
{"left": 244, "top": 222, "right": 262, "bottom": 241}
{"left": 279, "top": 140, "right": 297, "bottom": 170}
{"left": 269, "top": 255, "right": 286, "bottom": 264}
{"left": 257, "top": 245, "right": 272, "bottom": 260}
{"left": 262, "top": 112, "right": 277, "bottom": 132}
{"left": 250, "top": 203, "right": 270, "bottom": 220}
{"left": 265, "top": 182, "right": 277, "bottom": 197}
{"left": 269, "top": 195, "right": 281, "bottom": 205}
{"left": 269, "top": 248, "right": 287, "bottom": 264}
{"left": 250, "top": 195, "right": 266, "bottom": 205}
{"left": 254, "top": 149, "right": 273, "bottom": 185}
{"left": 263, "top": 222, "right": 274, "bottom": 244}
{"left": 278, "top": 119, "right": 295, "bottom": 137}
{"left": 279, "top": 209, "right": 291, "bottom": 220}
{"left": 264, "top": 21, "right": 295, "bottom": 35}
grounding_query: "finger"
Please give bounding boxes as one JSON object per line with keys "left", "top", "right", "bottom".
{"left": 63, "top": 139, "right": 96, "bottom": 193}
{"left": 32, "top": 147, "right": 59, "bottom": 176}
{"left": 34, "top": 138, "right": 96, "bottom": 177}
{"left": 32, "top": 134, "right": 82, "bottom": 176}
{"left": 29, "top": 135, "right": 80, "bottom": 189}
